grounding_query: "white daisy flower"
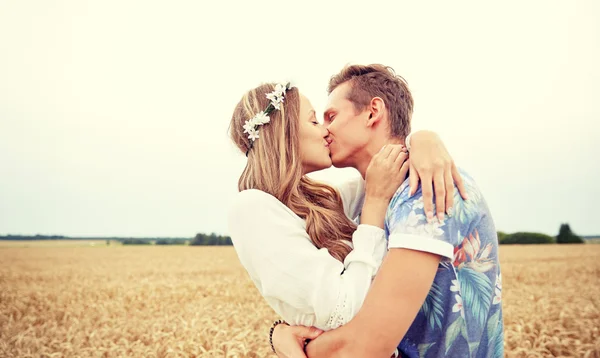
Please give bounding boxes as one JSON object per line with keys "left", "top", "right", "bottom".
{"left": 275, "top": 83, "right": 287, "bottom": 95}
{"left": 243, "top": 120, "right": 255, "bottom": 134}
{"left": 266, "top": 92, "right": 283, "bottom": 103}
{"left": 254, "top": 112, "right": 270, "bottom": 125}
{"left": 248, "top": 128, "right": 260, "bottom": 141}
{"left": 266, "top": 92, "right": 277, "bottom": 102}
{"left": 266, "top": 91, "right": 285, "bottom": 106}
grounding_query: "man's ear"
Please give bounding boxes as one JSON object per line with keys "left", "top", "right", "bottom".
{"left": 366, "top": 97, "right": 385, "bottom": 128}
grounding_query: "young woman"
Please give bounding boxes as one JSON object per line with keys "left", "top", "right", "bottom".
{"left": 228, "top": 82, "right": 463, "bottom": 357}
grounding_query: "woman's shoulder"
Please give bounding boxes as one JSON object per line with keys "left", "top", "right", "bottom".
{"left": 232, "top": 189, "right": 280, "bottom": 208}
{"left": 228, "top": 190, "right": 306, "bottom": 246}
{"left": 230, "top": 189, "right": 297, "bottom": 220}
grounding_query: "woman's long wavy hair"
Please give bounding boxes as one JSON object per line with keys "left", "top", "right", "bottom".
{"left": 229, "top": 83, "right": 357, "bottom": 262}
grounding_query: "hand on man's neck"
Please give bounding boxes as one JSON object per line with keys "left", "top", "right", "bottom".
{"left": 355, "top": 137, "right": 406, "bottom": 178}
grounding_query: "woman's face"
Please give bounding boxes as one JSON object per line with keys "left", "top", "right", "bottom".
{"left": 298, "top": 93, "right": 332, "bottom": 174}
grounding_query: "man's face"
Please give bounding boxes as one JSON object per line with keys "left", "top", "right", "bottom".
{"left": 323, "top": 82, "right": 370, "bottom": 168}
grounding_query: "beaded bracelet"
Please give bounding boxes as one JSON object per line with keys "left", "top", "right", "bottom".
{"left": 269, "top": 319, "right": 288, "bottom": 354}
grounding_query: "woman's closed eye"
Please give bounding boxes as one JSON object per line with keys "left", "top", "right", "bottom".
{"left": 310, "top": 112, "right": 320, "bottom": 125}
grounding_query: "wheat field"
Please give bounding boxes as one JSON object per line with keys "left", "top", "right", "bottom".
{"left": 0, "top": 244, "right": 598, "bottom": 357}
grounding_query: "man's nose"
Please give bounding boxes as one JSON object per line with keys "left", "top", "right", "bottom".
{"left": 324, "top": 128, "right": 332, "bottom": 143}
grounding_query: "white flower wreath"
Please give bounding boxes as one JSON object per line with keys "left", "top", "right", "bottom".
{"left": 244, "top": 83, "right": 291, "bottom": 148}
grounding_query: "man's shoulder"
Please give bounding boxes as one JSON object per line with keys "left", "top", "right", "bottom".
{"left": 385, "top": 168, "right": 489, "bottom": 231}
{"left": 388, "top": 168, "right": 483, "bottom": 207}
{"left": 456, "top": 168, "right": 481, "bottom": 194}
{"left": 388, "top": 178, "right": 412, "bottom": 209}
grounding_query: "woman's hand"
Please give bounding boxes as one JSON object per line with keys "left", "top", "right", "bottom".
{"left": 305, "top": 325, "right": 399, "bottom": 358}
{"left": 272, "top": 323, "right": 324, "bottom": 358}
{"left": 361, "top": 144, "right": 410, "bottom": 228}
{"left": 365, "top": 144, "right": 410, "bottom": 201}
{"left": 408, "top": 131, "right": 468, "bottom": 222}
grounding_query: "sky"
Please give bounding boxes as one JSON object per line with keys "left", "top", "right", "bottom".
{"left": 0, "top": 0, "right": 598, "bottom": 238}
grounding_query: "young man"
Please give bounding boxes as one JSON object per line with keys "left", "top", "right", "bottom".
{"left": 291, "top": 64, "right": 503, "bottom": 357}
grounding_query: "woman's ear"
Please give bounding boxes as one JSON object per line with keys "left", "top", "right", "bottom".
{"left": 366, "top": 97, "right": 385, "bottom": 127}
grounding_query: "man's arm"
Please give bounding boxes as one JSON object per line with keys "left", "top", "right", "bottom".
{"left": 305, "top": 248, "right": 440, "bottom": 358}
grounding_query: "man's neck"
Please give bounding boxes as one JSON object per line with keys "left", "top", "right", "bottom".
{"left": 355, "top": 137, "right": 405, "bottom": 178}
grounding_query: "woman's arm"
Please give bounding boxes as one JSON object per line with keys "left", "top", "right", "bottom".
{"left": 229, "top": 191, "right": 385, "bottom": 330}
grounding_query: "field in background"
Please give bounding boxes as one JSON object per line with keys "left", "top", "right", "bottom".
{"left": 0, "top": 240, "right": 113, "bottom": 248}
{"left": 1, "top": 244, "right": 598, "bottom": 357}
{"left": 585, "top": 237, "right": 600, "bottom": 244}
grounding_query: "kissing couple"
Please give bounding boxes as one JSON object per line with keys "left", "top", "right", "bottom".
{"left": 228, "top": 64, "right": 504, "bottom": 358}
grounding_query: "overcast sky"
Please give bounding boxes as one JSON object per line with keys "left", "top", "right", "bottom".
{"left": 0, "top": 0, "right": 598, "bottom": 238}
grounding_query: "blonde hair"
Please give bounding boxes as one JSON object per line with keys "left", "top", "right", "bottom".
{"left": 229, "top": 83, "right": 356, "bottom": 262}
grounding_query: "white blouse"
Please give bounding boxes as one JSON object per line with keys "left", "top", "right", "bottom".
{"left": 227, "top": 175, "right": 387, "bottom": 331}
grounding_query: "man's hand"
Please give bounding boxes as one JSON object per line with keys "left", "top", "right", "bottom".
{"left": 408, "top": 130, "right": 468, "bottom": 222}
{"left": 272, "top": 323, "right": 323, "bottom": 358}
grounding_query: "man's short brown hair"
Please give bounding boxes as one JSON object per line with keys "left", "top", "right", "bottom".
{"left": 328, "top": 64, "right": 413, "bottom": 138}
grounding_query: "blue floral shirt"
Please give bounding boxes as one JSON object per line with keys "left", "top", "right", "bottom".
{"left": 384, "top": 170, "right": 504, "bottom": 358}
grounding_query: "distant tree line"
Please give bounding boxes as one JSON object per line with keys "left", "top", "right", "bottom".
{"left": 155, "top": 238, "right": 189, "bottom": 245}
{"left": 0, "top": 234, "right": 191, "bottom": 241}
{"left": 1, "top": 223, "right": 586, "bottom": 247}
{"left": 118, "top": 233, "right": 233, "bottom": 246}
{"left": 119, "top": 238, "right": 191, "bottom": 245}
{"left": 497, "top": 223, "right": 584, "bottom": 245}
{"left": 0, "top": 233, "right": 233, "bottom": 246}
{"left": 0, "top": 234, "right": 68, "bottom": 240}
{"left": 189, "top": 233, "right": 232, "bottom": 246}
{"left": 121, "top": 238, "right": 153, "bottom": 245}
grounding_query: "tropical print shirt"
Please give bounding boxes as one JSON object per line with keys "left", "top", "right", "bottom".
{"left": 384, "top": 170, "right": 504, "bottom": 358}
